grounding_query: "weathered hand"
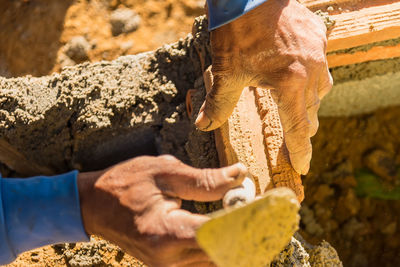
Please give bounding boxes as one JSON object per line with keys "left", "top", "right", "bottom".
{"left": 77, "top": 155, "right": 246, "bottom": 267}
{"left": 196, "top": 0, "right": 333, "bottom": 175}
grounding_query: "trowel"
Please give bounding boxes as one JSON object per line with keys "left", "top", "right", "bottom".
{"left": 196, "top": 183, "right": 300, "bottom": 267}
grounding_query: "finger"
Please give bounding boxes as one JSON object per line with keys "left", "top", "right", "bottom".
{"left": 306, "top": 61, "right": 331, "bottom": 138}
{"left": 307, "top": 101, "right": 320, "bottom": 137}
{"left": 142, "top": 211, "right": 209, "bottom": 267}
{"left": 164, "top": 212, "right": 214, "bottom": 267}
{"left": 317, "top": 63, "right": 333, "bottom": 99}
{"left": 195, "top": 66, "right": 246, "bottom": 131}
{"left": 305, "top": 74, "right": 321, "bottom": 137}
{"left": 159, "top": 163, "right": 247, "bottom": 202}
{"left": 271, "top": 73, "right": 312, "bottom": 175}
{"left": 166, "top": 209, "right": 209, "bottom": 246}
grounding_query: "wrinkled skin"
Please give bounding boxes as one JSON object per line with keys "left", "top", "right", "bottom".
{"left": 196, "top": 0, "right": 333, "bottom": 175}
{"left": 78, "top": 155, "right": 247, "bottom": 267}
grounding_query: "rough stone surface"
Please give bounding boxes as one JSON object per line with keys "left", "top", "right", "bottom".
{"left": 0, "top": 16, "right": 211, "bottom": 175}
{"left": 320, "top": 58, "right": 400, "bottom": 117}
{"left": 307, "top": 241, "right": 343, "bottom": 266}
{"left": 272, "top": 237, "right": 311, "bottom": 267}
{"left": 254, "top": 87, "right": 304, "bottom": 201}
{"left": 272, "top": 235, "right": 342, "bottom": 267}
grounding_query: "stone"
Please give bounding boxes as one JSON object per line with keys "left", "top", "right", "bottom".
{"left": 64, "top": 36, "right": 91, "bottom": 63}
{"left": 364, "top": 149, "right": 397, "bottom": 182}
{"left": 110, "top": 8, "right": 141, "bottom": 36}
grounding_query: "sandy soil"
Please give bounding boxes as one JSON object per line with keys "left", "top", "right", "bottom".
{"left": 302, "top": 106, "right": 400, "bottom": 267}
{"left": 0, "top": 0, "right": 204, "bottom": 77}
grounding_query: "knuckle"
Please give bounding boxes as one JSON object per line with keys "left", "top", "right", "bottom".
{"left": 305, "top": 46, "right": 326, "bottom": 66}
{"left": 158, "top": 154, "right": 178, "bottom": 162}
{"left": 279, "top": 61, "right": 307, "bottom": 80}
{"left": 283, "top": 64, "right": 308, "bottom": 86}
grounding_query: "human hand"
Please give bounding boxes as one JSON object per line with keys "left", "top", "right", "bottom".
{"left": 196, "top": 0, "right": 333, "bottom": 175}
{"left": 77, "top": 155, "right": 246, "bottom": 267}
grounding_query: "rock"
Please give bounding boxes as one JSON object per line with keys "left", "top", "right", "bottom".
{"left": 359, "top": 198, "right": 376, "bottom": 219}
{"left": 364, "top": 149, "right": 397, "bottom": 182}
{"left": 308, "top": 241, "right": 343, "bottom": 267}
{"left": 64, "top": 36, "right": 91, "bottom": 63}
{"left": 110, "top": 8, "right": 141, "bottom": 36}
{"left": 301, "top": 205, "right": 324, "bottom": 237}
{"left": 272, "top": 237, "right": 311, "bottom": 267}
{"left": 182, "top": 0, "right": 204, "bottom": 16}
{"left": 381, "top": 221, "right": 397, "bottom": 235}
{"left": 272, "top": 235, "right": 343, "bottom": 267}
{"left": 58, "top": 53, "right": 76, "bottom": 68}
{"left": 314, "top": 184, "right": 335, "bottom": 201}
{"left": 30, "top": 252, "right": 39, "bottom": 262}
{"left": 343, "top": 218, "right": 364, "bottom": 238}
{"left": 351, "top": 253, "right": 368, "bottom": 267}
{"left": 334, "top": 189, "right": 360, "bottom": 223}
{"left": 314, "top": 10, "right": 336, "bottom": 29}
{"left": 314, "top": 203, "right": 332, "bottom": 222}
{"left": 322, "top": 161, "right": 354, "bottom": 185}
{"left": 120, "top": 40, "right": 134, "bottom": 52}
{"left": 0, "top": 16, "right": 209, "bottom": 175}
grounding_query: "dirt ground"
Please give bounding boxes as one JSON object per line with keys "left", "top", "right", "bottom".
{"left": 301, "top": 106, "right": 400, "bottom": 267}
{"left": 0, "top": 0, "right": 203, "bottom": 77}
{"left": 1, "top": 0, "right": 400, "bottom": 266}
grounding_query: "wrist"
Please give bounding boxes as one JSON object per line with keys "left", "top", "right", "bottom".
{"left": 1, "top": 171, "right": 89, "bottom": 262}
{"left": 77, "top": 170, "right": 102, "bottom": 236}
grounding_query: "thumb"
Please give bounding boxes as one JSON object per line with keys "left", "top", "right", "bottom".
{"left": 195, "top": 66, "right": 245, "bottom": 131}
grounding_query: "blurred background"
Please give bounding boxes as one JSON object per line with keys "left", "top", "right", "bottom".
{"left": 0, "top": 0, "right": 204, "bottom": 77}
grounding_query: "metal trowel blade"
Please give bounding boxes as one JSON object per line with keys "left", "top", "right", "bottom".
{"left": 196, "top": 187, "right": 300, "bottom": 267}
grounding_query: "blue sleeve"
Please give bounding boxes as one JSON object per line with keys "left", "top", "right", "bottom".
{"left": 207, "top": 0, "right": 268, "bottom": 30}
{"left": 0, "top": 171, "right": 90, "bottom": 264}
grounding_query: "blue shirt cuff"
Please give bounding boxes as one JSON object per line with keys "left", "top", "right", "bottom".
{"left": 0, "top": 171, "right": 89, "bottom": 264}
{"left": 207, "top": 0, "right": 268, "bottom": 30}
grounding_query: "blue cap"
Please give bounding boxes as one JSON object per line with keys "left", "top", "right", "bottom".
{"left": 207, "top": 0, "right": 268, "bottom": 30}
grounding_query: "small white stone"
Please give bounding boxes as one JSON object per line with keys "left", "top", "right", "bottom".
{"left": 110, "top": 8, "right": 141, "bottom": 36}
{"left": 64, "top": 36, "right": 91, "bottom": 62}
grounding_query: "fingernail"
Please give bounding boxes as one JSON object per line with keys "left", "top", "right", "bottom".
{"left": 195, "top": 111, "right": 212, "bottom": 130}
{"left": 290, "top": 150, "right": 312, "bottom": 175}
{"left": 301, "top": 162, "right": 310, "bottom": 175}
{"left": 225, "top": 163, "right": 247, "bottom": 179}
